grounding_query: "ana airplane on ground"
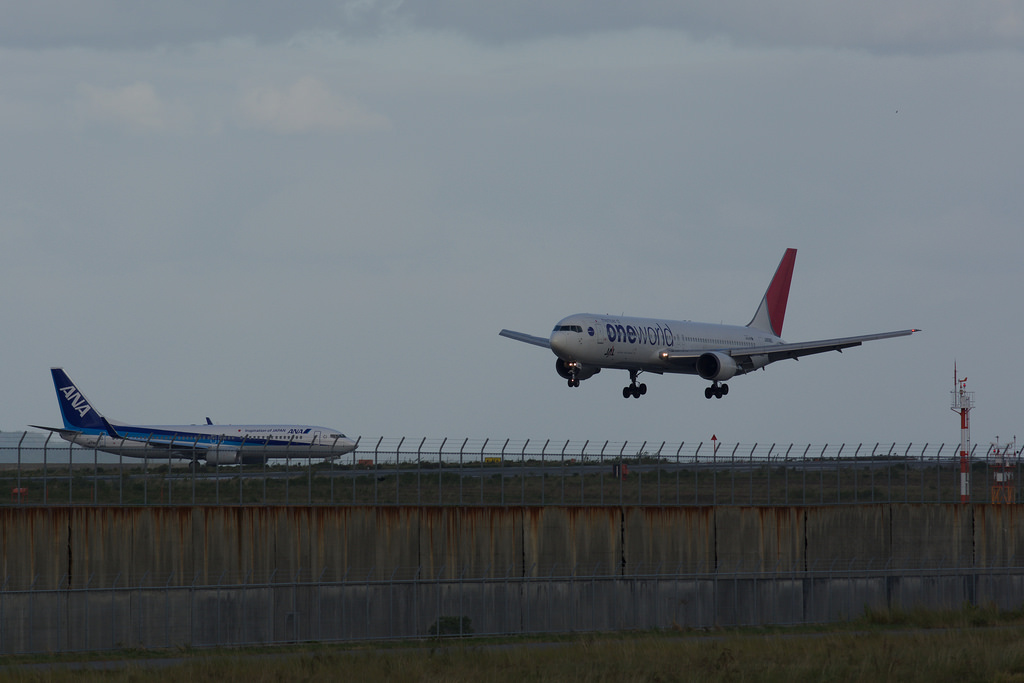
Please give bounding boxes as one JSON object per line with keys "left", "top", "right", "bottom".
{"left": 31, "top": 368, "right": 357, "bottom": 464}
{"left": 500, "top": 248, "right": 917, "bottom": 399}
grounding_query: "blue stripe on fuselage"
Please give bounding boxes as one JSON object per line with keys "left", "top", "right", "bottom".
{"left": 103, "top": 426, "right": 308, "bottom": 448}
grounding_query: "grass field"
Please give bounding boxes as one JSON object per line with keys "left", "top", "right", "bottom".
{"left": 0, "top": 460, "right": 997, "bottom": 506}
{"left": 4, "top": 606, "right": 1024, "bottom": 682}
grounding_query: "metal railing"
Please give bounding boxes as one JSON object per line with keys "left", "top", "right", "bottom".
{"left": 0, "top": 432, "right": 1021, "bottom": 506}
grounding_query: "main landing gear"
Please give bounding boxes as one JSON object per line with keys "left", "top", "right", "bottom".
{"left": 704, "top": 382, "right": 729, "bottom": 399}
{"left": 623, "top": 370, "right": 647, "bottom": 399}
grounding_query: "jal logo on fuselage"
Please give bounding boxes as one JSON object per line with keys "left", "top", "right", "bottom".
{"left": 59, "top": 385, "right": 92, "bottom": 418}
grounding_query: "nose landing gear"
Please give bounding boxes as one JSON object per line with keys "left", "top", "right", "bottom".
{"left": 704, "top": 382, "right": 729, "bottom": 399}
{"left": 622, "top": 370, "right": 647, "bottom": 399}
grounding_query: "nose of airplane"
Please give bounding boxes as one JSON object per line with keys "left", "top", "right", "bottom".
{"left": 549, "top": 332, "right": 571, "bottom": 357}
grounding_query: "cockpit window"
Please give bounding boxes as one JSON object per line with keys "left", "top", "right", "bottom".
{"left": 552, "top": 325, "right": 583, "bottom": 333}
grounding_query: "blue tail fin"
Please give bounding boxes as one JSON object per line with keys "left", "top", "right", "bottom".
{"left": 50, "top": 368, "right": 108, "bottom": 432}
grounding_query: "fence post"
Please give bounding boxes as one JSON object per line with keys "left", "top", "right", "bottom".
{"left": 437, "top": 437, "right": 448, "bottom": 506}
{"left": 748, "top": 443, "right": 757, "bottom": 505}
{"left": 501, "top": 438, "right": 509, "bottom": 505}
{"left": 16, "top": 432, "right": 25, "bottom": 503}
{"left": 853, "top": 444, "right": 861, "bottom": 503}
{"left": 886, "top": 442, "right": 895, "bottom": 502}
{"left": 694, "top": 442, "right": 702, "bottom": 505}
{"left": 600, "top": 441, "right": 608, "bottom": 506}
{"left": 835, "top": 444, "right": 845, "bottom": 504}
{"left": 819, "top": 444, "right": 827, "bottom": 504}
{"left": 43, "top": 431, "right": 51, "bottom": 504}
{"left": 637, "top": 441, "right": 647, "bottom": 505}
{"left": 307, "top": 443, "right": 313, "bottom": 505}
{"left": 870, "top": 443, "right": 879, "bottom": 503}
{"left": 619, "top": 441, "right": 628, "bottom": 506}
{"left": 580, "top": 440, "right": 590, "bottom": 505}
{"left": 919, "top": 443, "right": 927, "bottom": 503}
{"left": 394, "top": 437, "right": 405, "bottom": 504}
{"left": 459, "top": 437, "right": 469, "bottom": 506}
{"left": 655, "top": 441, "right": 665, "bottom": 506}
{"left": 521, "top": 439, "right": 530, "bottom": 505}
{"left": 540, "top": 439, "right": 550, "bottom": 505}
{"left": 94, "top": 442, "right": 100, "bottom": 505}
{"left": 67, "top": 440, "right": 74, "bottom": 504}
{"left": 560, "top": 440, "right": 569, "bottom": 505}
{"left": 417, "top": 437, "right": 425, "bottom": 506}
{"left": 783, "top": 444, "right": 793, "bottom": 504}
{"left": 712, "top": 440, "right": 717, "bottom": 506}
{"left": 903, "top": 443, "right": 912, "bottom": 502}
{"left": 676, "top": 442, "right": 684, "bottom": 505}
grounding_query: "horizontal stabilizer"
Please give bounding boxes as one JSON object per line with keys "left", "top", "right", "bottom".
{"left": 29, "top": 424, "right": 82, "bottom": 439}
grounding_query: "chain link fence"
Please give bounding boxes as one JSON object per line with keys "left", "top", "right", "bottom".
{"left": 1, "top": 432, "right": 1021, "bottom": 506}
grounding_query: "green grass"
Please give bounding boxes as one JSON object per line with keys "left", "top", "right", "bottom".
{"left": 0, "top": 463, "right": 995, "bottom": 507}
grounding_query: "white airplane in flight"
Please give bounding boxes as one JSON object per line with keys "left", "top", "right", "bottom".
{"left": 32, "top": 368, "right": 357, "bottom": 464}
{"left": 500, "top": 248, "right": 917, "bottom": 399}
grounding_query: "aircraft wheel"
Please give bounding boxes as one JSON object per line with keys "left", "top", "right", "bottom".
{"left": 573, "top": 379, "right": 580, "bottom": 387}
{"left": 639, "top": 383, "right": 647, "bottom": 395}
{"left": 705, "top": 387, "right": 713, "bottom": 399}
{"left": 721, "top": 383, "right": 729, "bottom": 395}
{"left": 623, "top": 386, "right": 632, "bottom": 399}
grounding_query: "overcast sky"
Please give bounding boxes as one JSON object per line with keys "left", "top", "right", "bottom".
{"left": 2, "top": 1, "right": 1022, "bottom": 450}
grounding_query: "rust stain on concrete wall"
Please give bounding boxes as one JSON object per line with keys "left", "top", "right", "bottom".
{"left": 3, "top": 504, "right": 1022, "bottom": 590}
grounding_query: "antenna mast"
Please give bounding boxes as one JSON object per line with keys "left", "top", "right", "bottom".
{"left": 950, "top": 364, "right": 974, "bottom": 503}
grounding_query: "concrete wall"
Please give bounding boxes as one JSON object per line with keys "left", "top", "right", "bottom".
{"left": 3, "top": 503, "right": 1024, "bottom": 653}
{"left": 2, "top": 569, "right": 1021, "bottom": 653}
{"left": 2, "top": 504, "right": 1024, "bottom": 590}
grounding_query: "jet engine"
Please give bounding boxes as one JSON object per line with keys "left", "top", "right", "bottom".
{"left": 204, "top": 447, "right": 241, "bottom": 465}
{"left": 696, "top": 352, "right": 738, "bottom": 381}
{"left": 555, "top": 358, "right": 600, "bottom": 382}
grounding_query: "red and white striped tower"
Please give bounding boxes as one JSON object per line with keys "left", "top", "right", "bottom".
{"left": 950, "top": 364, "right": 974, "bottom": 503}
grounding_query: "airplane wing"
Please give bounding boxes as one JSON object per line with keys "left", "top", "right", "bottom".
{"left": 499, "top": 329, "right": 551, "bottom": 349}
{"left": 660, "top": 329, "right": 919, "bottom": 373}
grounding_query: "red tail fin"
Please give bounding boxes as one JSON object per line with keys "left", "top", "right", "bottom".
{"left": 746, "top": 248, "right": 797, "bottom": 337}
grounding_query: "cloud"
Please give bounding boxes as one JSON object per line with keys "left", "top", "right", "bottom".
{"left": 75, "top": 82, "right": 191, "bottom": 132}
{"left": 238, "top": 76, "right": 388, "bottom": 133}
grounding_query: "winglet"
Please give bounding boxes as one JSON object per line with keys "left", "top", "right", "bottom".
{"left": 49, "top": 368, "right": 109, "bottom": 432}
{"left": 746, "top": 248, "right": 797, "bottom": 337}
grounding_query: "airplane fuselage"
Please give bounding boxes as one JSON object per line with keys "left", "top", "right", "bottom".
{"left": 549, "top": 314, "right": 786, "bottom": 374}
{"left": 59, "top": 423, "right": 355, "bottom": 463}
